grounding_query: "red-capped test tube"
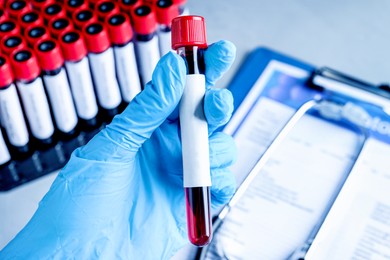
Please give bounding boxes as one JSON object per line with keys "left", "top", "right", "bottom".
{"left": 49, "top": 17, "right": 74, "bottom": 37}
{"left": 73, "top": 8, "right": 98, "bottom": 30}
{"left": 132, "top": 5, "right": 160, "bottom": 85}
{"left": 83, "top": 22, "right": 122, "bottom": 117}
{"left": 34, "top": 39, "right": 78, "bottom": 135}
{"left": 59, "top": 30, "right": 98, "bottom": 127}
{"left": 0, "top": 55, "right": 30, "bottom": 153}
{"left": 106, "top": 13, "right": 141, "bottom": 103}
{"left": 171, "top": 15, "right": 212, "bottom": 247}
{"left": 18, "top": 10, "right": 44, "bottom": 30}
{"left": 1, "top": 34, "right": 27, "bottom": 55}
{"left": 95, "top": 0, "right": 120, "bottom": 21}
{"left": 41, "top": 2, "right": 66, "bottom": 22}
{"left": 64, "top": 0, "right": 89, "bottom": 16}
{"left": 24, "top": 25, "right": 50, "bottom": 47}
{"left": 118, "top": 0, "right": 141, "bottom": 19}
{"left": 155, "top": 0, "right": 178, "bottom": 56}
{"left": 6, "top": 0, "right": 31, "bottom": 19}
{"left": 0, "top": 19, "right": 21, "bottom": 38}
{"left": 11, "top": 48, "right": 55, "bottom": 144}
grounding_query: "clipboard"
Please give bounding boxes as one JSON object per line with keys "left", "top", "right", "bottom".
{"left": 198, "top": 47, "right": 390, "bottom": 259}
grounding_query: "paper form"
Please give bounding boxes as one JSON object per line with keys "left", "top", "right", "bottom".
{"left": 306, "top": 138, "right": 390, "bottom": 260}
{"left": 205, "top": 97, "right": 362, "bottom": 260}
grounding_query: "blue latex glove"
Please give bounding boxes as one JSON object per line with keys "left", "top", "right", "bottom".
{"left": 0, "top": 40, "right": 236, "bottom": 259}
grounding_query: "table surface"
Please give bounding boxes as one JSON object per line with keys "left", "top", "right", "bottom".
{"left": 1, "top": 0, "right": 389, "bottom": 257}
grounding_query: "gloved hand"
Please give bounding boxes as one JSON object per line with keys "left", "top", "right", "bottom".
{"left": 0, "top": 40, "right": 236, "bottom": 259}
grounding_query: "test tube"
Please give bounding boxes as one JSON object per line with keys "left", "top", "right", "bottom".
{"left": 6, "top": 0, "right": 31, "bottom": 19}
{"left": 0, "top": 19, "right": 21, "bottom": 38}
{"left": 59, "top": 30, "right": 98, "bottom": 127}
{"left": 24, "top": 25, "right": 50, "bottom": 47}
{"left": 106, "top": 13, "right": 141, "bottom": 103}
{"left": 171, "top": 15, "right": 212, "bottom": 246}
{"left": 18, "top": 10, "right": 44, "bottom": 31}
{"left": 95, "top": 0, "right": 120, "bottom": 22}
{"left": 11, "top": 48, "right": 55, "bottom": 144}
{"left": 132, "top": 4, "right": 160, "bottom": 85}
{"left": 73, "top": 8, "right": 98, "bottom": 30}
{"left": 64, "top": 0, "right": 89, "bottom": 16}
{"left": 1, "top": 34, "right": 27, "bottom": 55}
{"left": 0, "top": 55, "right": 30, "bottom": 153}
{"left": 118, "top": 0, "right": 141, "bottom": 19}
{"left": 34, "top": 39, "right": 78, "bottom": 135}
{"left": 0, "top": 128, "right": 11, "bottom": 167}
{"left": 83, "top": 22, "right": 122, "bottom": 117}
{"left": 49, "top": 17, "right": 74, "bottom": 38}
{"left": 155, "top": 0, "right": 178, "bottom": 56}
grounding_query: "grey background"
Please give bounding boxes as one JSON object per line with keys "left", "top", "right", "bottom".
{"left": 1, "top": 0, "right": 390, "bottom": 257}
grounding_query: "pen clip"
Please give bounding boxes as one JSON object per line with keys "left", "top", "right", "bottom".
{"left": 308, "top": 67, "right": 390, "bottom": 112}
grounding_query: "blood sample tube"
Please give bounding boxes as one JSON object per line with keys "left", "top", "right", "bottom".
{"left": 95, "top": 0, "right": 120, "bottom": 22}
{"left": 155, "top": 0, "right": 178, "bottom": 56}
{"left": 64, "top": 0, "right": 88, "bottom": 16}
{"left": 171, "top": 15, "right": 212, "bottom": 247}
{"left": 0, "top": 9, "right": 8, "bottom": 23}
{"left": 18, "top": 10, "right": 44, "bottom": 31}
{"left": 31, "top": 0, "right": 55, "bottom": 12}
{"left": 34, "top": 39, "right": 78, "bottom": 135}
{"left": 73, "top": 8, "right": 98, "bottom": 30}
{"left": 0, "top": 128, "right": 11, "bottom": 167}
{"left": 118, "top": 0, "right": 141, "bottom": 19}
{"left": 59, "top": 30, "right": 98, "bottom": 127}
{"left": 49, "top": 17, "right": 74, "bottom": 37}
{"left": 83, "top": 22, "right": 122, "bottom": 117}
{"left": 41, "top": 2, "right": 66, "bottom": 22}
{"left": 0, "top": 55, "right": 30, "bottom": 153}
{"left": 24, "top": 25, "right": 50, "bottom": 47}
{"left": 132, "top": 5, "right": 160, "bottom": 85}
{"left": 11, "top": 48, "right": 55, "bottom": 144}
{"left": 172, "top": 0, "right": 188, "bottom": 15}
{"left": 6, "top": 0, "right": 31, "bottom": 19}
{"left": 0, "top": 19, "right": 21, "bottom": 38}
{"left": 106, "top": 13, "right": 141, "bottom": 103}
{"left": 1, "top": 34, "right": 27, "bottom": 55}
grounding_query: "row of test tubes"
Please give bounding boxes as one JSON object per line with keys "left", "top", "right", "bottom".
{"left": 0, "top": 0, "right": 188, "bottom": 190}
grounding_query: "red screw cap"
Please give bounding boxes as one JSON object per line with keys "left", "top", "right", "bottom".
{"left": 7, "top": 0, "right": 32, "bottom": 19}
{"left": 105, "top": 13, "right": 133, "bottom": 45}
{"left": 0, "top": 19, "right": 21, "bottom": 38}
{"left": 95, "top": 0, "right": 120, "bottom": 21}
{"left": 0, "top": 9, "right": 8, "bottom": 23}
{"left": 41, "top": 2, "right": 66, "bottom": 22}
{"left": 49, "top": 17, "right": 74, "bottom": 37}
{"left": 0, "top": 55, "right": 15, "bottom": 88}
{"left": 171, "top": 15, "right": 207, "bottom": 50}
{"left": 73, "top": 7, "right": 98, "bottom": 30}
{"left": 34, "top": 39, "right": 64, "bottom": 71}
{"left": 64, "top": 0, "right": 89, "bottom": 15}
{"left": 155, "top": 0, "right": 179, "bottom": 26}
{"left": 18, "top": 10, "right": 44, "bottom": 30}
{"left": 83, "top": 22, "right": 110, "bottom": 53}
{"left": 132, "top": 5, "right": 157, "bottom": 35}
{"left": 1, "top": 34, "right": 27, "bottom": 55}
{"left": 11, "top": 48, "right": 41, "bottom": 82}
{"left": 59, "top": 30, "right": 87, "bottom": 62}
{"left": 24, "top": 25, "right": 51, "bottom": 47}
{"left": 31, "top": 0, "right": 55, "bottom": 12}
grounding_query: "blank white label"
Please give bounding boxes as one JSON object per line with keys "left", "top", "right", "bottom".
{"left": 0, "top": 129, "right": 10, "bottom": 165}
{"left": 65, "top": 57, "right": 98, "bottom": 120}
{"left": 43, "top": 68, "right": 78, "bottom": 133}
{"left": 17, "top": 77, "right": 54, "bottom": 140}
{"left": 135, "top": 35, "right": 160, "bottom": 86}
{"left": 180, "top": 74, "right": 211, "bottom": 187}
{"left": 89, "top": 48, "right": 122, "bottom": 110}
{"left": 0, "top": 84, "right": 29, "bottom": 147}
{"left": 114, "top": 42, "right": 142, "bottom": 103}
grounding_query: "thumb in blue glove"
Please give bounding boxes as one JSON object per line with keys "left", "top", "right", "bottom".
{"left": 0, "top": 40, "right": 237, "bottom": 259}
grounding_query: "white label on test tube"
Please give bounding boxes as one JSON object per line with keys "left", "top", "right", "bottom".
{"left": 0, "top": 129, "right": 11, "bottom": 165}
{"left": 65, "top": 57, "right": 99, "bottom": 121}
{"left": 113, "top": 41, "right": 142, "bottom": 103}
{"left": 135, "top": 35, "right": 160, "bottom": 85}
{"left": 88, "top": 48, "right": 122, "bottom": 110}
{"left": 181, "top": 74, "right": 211, "bottom": 187}
{"left": 157, "top": 29, "right": 173, "bottom": 57}
{"left": 17, "top": 77, "right": 54, "bottom": 140}
{"left": 43, "top": 68, "right": 78, "bottom": 133}
{"left": 0, "top": 83, "right": 29, "bottom": 147}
